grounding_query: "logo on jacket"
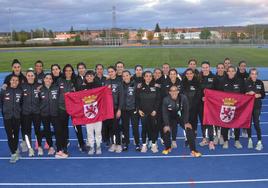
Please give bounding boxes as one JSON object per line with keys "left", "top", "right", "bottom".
{"left": 83, "top": 95, "right": 98, "bottom": 119}
{"left": 220, "top": 98, "right": 237, "bottom": 123}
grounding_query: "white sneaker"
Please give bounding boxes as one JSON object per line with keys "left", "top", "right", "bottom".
{"left": 28, "top": 148, "right": 35, "bottom": 157}
{"left": 223, "top": 141, "right": 229, "bottom": 149}
{"left": 234, "top": 141, "right": 243, "bottom": 149}
{"left": 115, "top": 145, "right": 122, "bottom": 153}
{"left": 96, "top": 147, "right": 102, "bottom": 155}
{"left": 20, "top": 141, "right": 28, "bottom": 152}
{"left": 171, "top": 141, "right": 177, "bottom": 149}
{"left": 10, "top": 154, "right": 17, "bottom": 163}
{"left": 141, "top": 144, "right": 147, "bottom": 153}
{"left": 255, "top": 141, "right": 263, "bottom": 151}
{"left": 151, "top": 144, "right": 158, "bottom": 153}
{"left": 248, "top": 138, "right": 253, "bottom": 149}
{"left": 160, "top": 138, "right": 164, "bottom": 145}
{"left": 148, "top": 140, "right": 152, "bottom": 149}
{"left": 219, "top": 136, "right": 224, "bottom": 145}
{"left": 242, "top": 129, "right": 248, "bottom": 138}
{"left": 209, "top": 141, "right": 215, "bottom": 150}
{"left": 48, "top": 147, "right": 55, "bottom": 155}
{"left": 213, "top": 136, "right": 219, "bottom": 145}
{"left": 37, "top": 147, "right": 44, "bottom": 156}
{"left": 88, "top": 147, "right": 95, "bottom": 155}
{"left": 108, "top": 144, "right": 116, "bottom": 152}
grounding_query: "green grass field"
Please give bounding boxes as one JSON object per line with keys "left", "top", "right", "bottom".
{"left": 0, "top": 47, "right": 267, "bottom": 72}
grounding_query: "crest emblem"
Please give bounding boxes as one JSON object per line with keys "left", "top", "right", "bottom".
{"left": 220, "top": 98, "right": 237, "bottom": 123}
{"left": 83, "top": 95, "right": 98, "bottom": 119}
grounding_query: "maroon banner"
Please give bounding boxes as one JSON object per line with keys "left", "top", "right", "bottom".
{"left": 203, "top": 89, "right": 255, "bottom": 128}
{"left": 65, "top": 86, "right": 114, "bottom": 125}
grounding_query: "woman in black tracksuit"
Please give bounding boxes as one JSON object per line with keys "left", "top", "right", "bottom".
{"left": 39, "top": 73, "right": 67, "bottom": 158}
{"left": 57, "top": 64, "right": 76, "bottom": 155}
{"left": 162, "top": 85, "right": 201, "bottom": 157}
{"left": 121, "top": 70, "right": 140, "bottom": 151}
{"left": 221, "top": 66, "right": 245, "bottom": 149}
{"left": 51, "top": 64, "right": 62, "bottom": 83}
{"left": 245, "top": 68, "right": 265, "bottom": 151}
{"left": 198, "top": 61, "right": 215, "bottom": 150}
{"left": 73, "top": 62, "right": 87, "bottom": 152}
{"left": 160, "top": 69, "right": 182, "bottom": 148}
{"left": 105, "top": 66, "right": 124, "bottom": 153}
{"left": 0, "top": 75, "right": 22, "bottom": 163}
{"left": 21, "top": 70, "right": 42, "bottom": 157}
{"left": 181, "top": 68, "right": 201, "bottom": 139}
{"left": 136, "top": 71, "right": 160, "bottom": 153}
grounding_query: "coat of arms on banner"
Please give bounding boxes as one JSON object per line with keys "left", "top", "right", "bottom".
{"left": 220, "top": 98, "right": 237, "bottom": 123}
{"left": 82, "top": 95, "right": 98, "bottom": 119}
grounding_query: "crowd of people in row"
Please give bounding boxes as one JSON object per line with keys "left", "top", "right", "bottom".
{"left": 0, "top": 58, "right": 266, "bottom": 163}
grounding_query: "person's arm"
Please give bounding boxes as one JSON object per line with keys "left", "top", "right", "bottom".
{"left": 0, "top": 89, "right": 3, "bottom": 114}
{"left": 162, "top": 97, "right": 170, "bottom": 126}
{"left": 259, "top": 81, "right": 266, "bottom": 99}
{"left": 153, "top": 87, "right": 161, "bottom": 112}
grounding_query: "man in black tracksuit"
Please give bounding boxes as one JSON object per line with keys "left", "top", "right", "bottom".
{"left": 34, "top": 60, "right": 45, "bottom": 86}
{"left": 244, "top": 68, "right": 265, "bottom": 150}
{"left": 105, "top": 66, "right": 124, "bottom": 152}
{"left": 220, "top": 66, "right": 245, "bottom": 149}
{"left": 162, "top": 85, "right": 201, "bottom": 157}
{"left": 121, "top": 70, "right": 140, "bottom": 151}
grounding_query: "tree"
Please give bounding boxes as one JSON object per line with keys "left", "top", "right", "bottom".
{"left": 239, "top": 32, "right": 246, "bottom": 40}
{"left": 48, "top": 30, "right": 54, "bottom": 38}
{"left": 137, "top": 28, "right": 144, "bottom": 42}
{"left": 70, "top": 26, "right": 75, "bottom": 34}
{"left": 158, "top": 33, "right": 164, "bottom": 44}
{"left": 12, "top": 30, "right": 18, "bottom": 41}
{"left": 147, "top": 31, "right": 154, "bottom": 44}
{"left": 229, "top": 31, "right": 238, "bottom": 43}
{"left": 180, "top": 34, "right": 185, "bottom": 39}
{"left": 199, "top": 28, "right": 211, "bottom": 39}
{"left": 18, "top": 30, "right": 29, "bottom": 44}
{"left": 154, "top": 23, "right": 161, "bottom": 33}
{"left": 123, "top": 31, "right": 130, "bottom": 41}
{"left": 170, "top": 28, "right": 177, "bottom": 40}
{"left": 264, "top": 28, "right": 268, "bottom": 40}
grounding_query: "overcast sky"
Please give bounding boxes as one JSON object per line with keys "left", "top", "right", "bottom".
{"left": 0, "top": 0, "right": 268, "bottom": 32}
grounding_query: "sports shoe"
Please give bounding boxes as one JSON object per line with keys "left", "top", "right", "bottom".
{"left": 123, "top": 145, "right": 128, "bottom": 151}
{"left": 191, "top": 151, "right": 202, "bottom": 157}
{"left": 108, "top": 144, "right": 116, "bottom": 152}
{"left": 79, "top": 145, "right": 88, "bottom": 153}
{"left": 219, "top": 136, "right": 224, "bottom": 145}
{"left": 141, "top": 144, "right": 147, "bottom": 153}
{"left": 88, "top": 147, "right": 95, "bottom": 155}
{"left": 199, "top": 138, "right": 208, "bottom": 147}
{"left": 48, "top": 147, "right": 55, "bottom": 155}
{"left": 209, "top": 141, "right": 215, "bottom": 150}
{"left": 37, "top": 147, "right": 44, "bottom": 156}
{"left": 160, "top": 138, "right": 164, "bottom": 145}
{"left": 213, "top": 136, "right": 219, "bottom": 145}
{"left": 162, "top": 148, "right": 171, "bottom": 155}
{"left": 171, "top": 141, "right": 177, "bottom": 149}
{"left": 15, "top": 151, "right": 20, "bottom": 161}
{"left": 44, "top": 141, "right": 49, "bottom": 150}
{"left": 28, "top": 148, "right": 35, "bottom": 157}
{"left": 55, "top": 151, "right": 68, "bottom": 159}
{"left": 223, "top": 141, "right": 229, "bottom": 149}
{"left": 255, "top": 141, "right": 263, "bottom": 151}
{"left": 20, "top": 141, "right": 28, "bottom": 152}
{"left": 135, "top": 145, "right": 141, "bottom": 151}
{"left": 234, "top": 141, "right": 243, "bottom": 149}
{"left": 96, "top": 147, "right": 102, "bottom": 155}
{"left": 248, "top": 138, "right": 253, "bottom": 149}
{"left": 151, "top": 144, "right": 158, "bottom": 153}
{"left": 242, "top": 129, "right": 248, "bottom": 138}
{"left": 10, "top": 154, "right": 17, "bottom": 163}
{"left": 147, "top": 140, "right": 152, "bottom": 149}
{"left": 115, "top": 145, "right": 123, "bottom": 153}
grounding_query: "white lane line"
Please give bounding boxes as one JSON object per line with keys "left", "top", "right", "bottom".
{"left": 0, "top": 178, "right": 268, "bottom": 186}
{"left": 0, "top": 152, "right": 268, "bottom": 160}
{"left": 0, "top": 134, "right": 267, "bottom": 142}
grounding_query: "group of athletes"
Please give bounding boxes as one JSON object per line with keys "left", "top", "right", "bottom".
{"left": 0, "top": 57, "right": 265, "bottom": 163}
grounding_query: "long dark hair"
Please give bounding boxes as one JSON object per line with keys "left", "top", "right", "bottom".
{"left": 62, "top": 64, "right": 76, "bottom": 81}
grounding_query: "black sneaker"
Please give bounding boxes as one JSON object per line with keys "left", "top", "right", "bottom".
{"left": 184, "top": 140, "right": 189, "bottom": 148}
{"left": 135, "top": 145, "right": 141, "bottom": 151}
{"left": 123, "top": 145, "right": 128, "bottom": 151}
{"left": 80, "top": 145, "right": 88, "bottom": 153}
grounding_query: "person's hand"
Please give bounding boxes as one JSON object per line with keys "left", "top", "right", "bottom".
{"left": 255, "top": 93, "right": 261, "bottom": 98}
{"left": 37, "top": 85, "right": 42, "bottom": 92}
{"left": 116, "top": 109, "right": 121, "bottom": 119}
{"left": 246, "top": 91, "right": 255, "bottom": 95}
{"left": 185, "top": 123, "right": 192, "bottom": 129}
{"left": 202, "top": 97, "right": 205, "bottom": 101}
{"left": 163, "top": 126, "right": 170, "bottom": 133}
{"left": 139, "top": 110, "right": 145, "bottom": 117}
{"left": 151, "top": 111, "right": 156, "bottom": 116}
